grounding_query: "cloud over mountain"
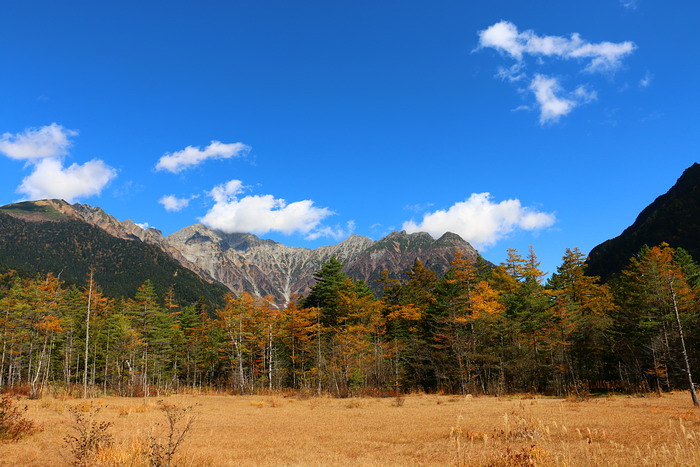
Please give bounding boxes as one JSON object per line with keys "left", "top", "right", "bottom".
{"left": 199, "top": 179, "right": 333, "bottom": 237}
{"left": 402, "top": 193, "right": 555, "bottom": 250}
{"left": 18, "top": 158, "right": 116, "bottom": 202}
{"left": 0, "top": 123, "right": 116, "bottom": 202}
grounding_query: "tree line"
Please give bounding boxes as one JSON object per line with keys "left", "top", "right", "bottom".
{"left": 0, "top": 243, "right": 698, "bottom": 402}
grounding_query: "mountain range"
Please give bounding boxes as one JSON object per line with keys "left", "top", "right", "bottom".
{"left": 0, "top": 199, "right": 480, "bottom": 304}
{"left": 1, "top": 161, "right": 698, "bottom": 303}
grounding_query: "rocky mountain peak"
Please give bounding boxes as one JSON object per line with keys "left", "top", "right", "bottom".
{"left": 167, "top": 224, "right": 222, "bottom": 246}
{"left": 216, "top": 231, "right": 279, "bottom": 251}
{"left": 437, "top": 231, "right": 470, "bottom": 246}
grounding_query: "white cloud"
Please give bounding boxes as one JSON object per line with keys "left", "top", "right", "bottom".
{"left": 18, "top": 158, "right": 116, "bottom": 202}
{"left": 477, "top": 22, "right": 633, "bottom": 124}
{"left": 529, "top": 74, "right": 597, "bottom": 124}
{"left": 159, "top": 194, "right": 197, "bottom": 212}
{"left": 402, "top": 193, "right": 555, "bottom": 250}
{"left": 200, "top": 179, "right": 333, "bottom": 236}
{"left": 135, "top": 222, "right": 151, "bottom": 230}
{"left": 620, "top": 0, "right": 639, "bottom": 10}
{"left": 0, "top": 123, "right": 77, "bottom": 161}
{"left": 530, "top": 75, "right": 575, "bottom": 124}
{"left": 155, "top": 141, "right": 250, "bottom": 173}
{"left": 478, "top": 21, "right": 635, "bottom": 73}
{"left": 479, "top": 21, "right": 525, "bottom": 59}
{"left": 1, "top": 123, "right": 117, "bottom": 202}
{"left": 209, "top": 179, "right": 244, "bottom": 203}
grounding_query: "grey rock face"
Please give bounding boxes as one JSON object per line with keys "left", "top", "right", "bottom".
{"left": 164, "top": 226, "right": 480, "bottom": 304}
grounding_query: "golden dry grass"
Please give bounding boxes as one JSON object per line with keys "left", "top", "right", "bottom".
{"left": 2, "top": 392, "right": 700, "bottom": 466}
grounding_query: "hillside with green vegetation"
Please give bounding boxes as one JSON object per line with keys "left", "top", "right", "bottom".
{"left": 0, "top": 211, "right": 227, "bottom": 306}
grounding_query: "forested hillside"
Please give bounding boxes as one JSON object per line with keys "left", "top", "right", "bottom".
{"left": 0, "top": 211, "right": 228, "bottom": 305}
{"left": 587, "top": 163, "right": 700, "bottom": 281}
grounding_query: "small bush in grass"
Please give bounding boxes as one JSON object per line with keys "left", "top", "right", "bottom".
{"left": 0, "top": 394, "right": 38, "bottom": 442}
{"left": 392, "top": 391, "right": 405, "bottom": 407}
{"left": 64, "top": 405, "right": 114, "bottom": 466}
{"left": 147, "top": 401, "right": 197, "bottom": 467}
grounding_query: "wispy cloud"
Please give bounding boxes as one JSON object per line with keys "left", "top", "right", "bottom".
{"left": 478, "top": 21, "right": 635, "bottom": 73}
{"left": 496, "top": 62, "right": 526, "bottom": 82}
{"left": 402, "top": 192, "right": 555, "bottom": 250}
{"left": 155, "top": 141, "right": 250, "bottom": 174}
{"left": 529, "top": 75, "right": 597, "bottom": 124}
{"left": 620, "top": 0, "right": 639, "bottom": 10}
{"left": 639, "top": 71, "right": 652, "bottom": 88}
{"left": 199, "top": 179, "right": 334, "bottom": 237}
{"left": 403, "top": 202, "right": 435, "bottom": 213}
{"left": 305, "top": 221, "right": 356, "bottom": 241}
{"left": 477, "top": 21, "right": 635, "bottom": 124}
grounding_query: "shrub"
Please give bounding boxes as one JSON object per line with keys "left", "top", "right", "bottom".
{"left": 64, "top": 405, "right": 114, "bottom": 466}
{"left": 147, "top": 401, "right": 197, "bottom": 467}
{"left": 0, "top": 394, "right": 38, "bottom": 442}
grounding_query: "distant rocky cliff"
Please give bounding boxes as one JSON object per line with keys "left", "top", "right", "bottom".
{"left": 165, "top": 225, "right": 480, "bottom": 304}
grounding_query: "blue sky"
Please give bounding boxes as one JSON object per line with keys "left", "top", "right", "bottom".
{"left": 1, "top": 0, "right": 698, "bottom": 276}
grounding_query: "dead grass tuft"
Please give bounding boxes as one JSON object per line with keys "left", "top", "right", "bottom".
{"left": 345, "top": 399, "right": 362, "bottom": 409}
{"left": 485, "top": 444, "right": 550, "bottom": 466}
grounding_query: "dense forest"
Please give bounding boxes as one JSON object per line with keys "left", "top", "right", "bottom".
{"left": 0, "top": 242, "right": 698, "bottom": 401}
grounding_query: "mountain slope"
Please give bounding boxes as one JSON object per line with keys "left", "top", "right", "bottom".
{"left": 0, "top": 200, "right": 228, "bottom": 304}
{"left": 345, "top": 231, "right": 480, "bottom": 287}
{"left": 586, "top": 163, "right": 700, "bottom": 280}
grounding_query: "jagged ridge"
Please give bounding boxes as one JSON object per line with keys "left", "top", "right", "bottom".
{"left": 586, "top": 163, "right": 700, "bottom": 280}
{"left": 0, "top": 199, "right": 484, "bottom": 305}
{"left": 165, "top": 225, "right": 480, "bottom": 304}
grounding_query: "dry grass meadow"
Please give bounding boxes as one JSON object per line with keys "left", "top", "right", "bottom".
{"left": 2, "top": 391, "right": 700, "bottom": 466}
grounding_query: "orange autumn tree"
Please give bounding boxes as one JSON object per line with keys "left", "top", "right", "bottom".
{"left": 279, "top": 297, "right": 319, "bottom": 390}
{"left": 216, "top": 292, "right": 256, "bottom": 394}
{"left": 433, "top": 252, "right": 504, "bottom": 394}
{"left": 331, "top": 278, "right": 386, "bottom": 396}
{"left": 379, "top": 264, "right": 436, "bottom": 392}
{"left": 254, "top": 295, "right": 282, "bottom": 390}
